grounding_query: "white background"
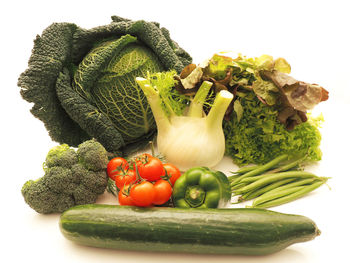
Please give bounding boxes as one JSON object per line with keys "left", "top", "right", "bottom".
{"left": 2, "top": 0, "right": 350, "bottom": 262}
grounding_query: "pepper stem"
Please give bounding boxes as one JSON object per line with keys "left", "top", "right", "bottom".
{"left": 185, "top": 185, "right": 206, "bottom": 207}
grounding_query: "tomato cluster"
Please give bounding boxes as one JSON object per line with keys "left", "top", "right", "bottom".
{"left": 107, "top": 153, "right": 181, "bottom": 207}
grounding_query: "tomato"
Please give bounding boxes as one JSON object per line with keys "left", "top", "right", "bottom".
{"left": 163, "top": 163, "right": 182, "bottom": 186}
{"left": 153, "top": 179, "right": 173, "bottom": 205}
{"left": 107, "top": 157, "right": 129, "bottom": 180}
{"left": 134, "top": 154, "right": 165, "bottom": 181}
{"left": 118, "top": 186, "right": 135, "bottom": 206}
{"left": 115, "top": 169, "right": 136, "bottom": 190}
{"left": 129, "top": 181, "right": 155, "bottom": 207}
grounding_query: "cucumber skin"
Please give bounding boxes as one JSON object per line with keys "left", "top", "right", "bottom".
{"left": 59, "top": 204, "right": 320, "bottom": 255}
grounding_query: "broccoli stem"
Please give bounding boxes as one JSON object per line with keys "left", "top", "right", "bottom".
{"left": 188, "top": 81, "right": 212, "bottom": 118}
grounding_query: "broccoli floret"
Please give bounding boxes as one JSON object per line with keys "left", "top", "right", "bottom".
{"left": 21, "top": 139, "right": 109, "bottom": 214}
{"left": 43, "top": 166, "right": 79, "bottom": 194}
{"left": 21, "top": 178, "right": 75, "bottom": 214}
{"left": 71, "top": 163, "right": 108, "bottom": 194}
{"left": 44, "top": 144, "right": 78, "bottom": 169}
{"left": 73, "top": 185, "right": 100, "bottom": 205}
{"left": 77, "top": 140, "right": 109, "bottom": 171}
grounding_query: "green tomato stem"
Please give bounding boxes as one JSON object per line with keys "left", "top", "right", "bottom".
{"left": 188, "top": 81, "right": 212, "bottom": 118}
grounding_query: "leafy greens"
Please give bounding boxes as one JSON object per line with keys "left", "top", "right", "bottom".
{"left": 18, "top": 16, "right": 192, "bottom": 154}
{"left": 175, "top": 53, "right": 327, "bottom": 165}
{"left": 223, "top": 92, "right": 323, "bottom": 165}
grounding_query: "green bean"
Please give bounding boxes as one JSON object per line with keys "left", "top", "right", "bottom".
{"left": 239, "top": 178, "right": 296, "bottom": 201}
{"left": 239, "top": 174, "right": 271, "bottom": 184}
{"left": 239, "top": 175, "right": 264, "bottom": 184}
{"left": 253, "top": 186, "right": 305, "bottom": 207}
{"left": 231, "top": 182, "right": 249, "bottom": 191}
{"left": 268, "top": 156, "right": 306, "bottom": 173}
{"left": 234, "top": 171, "right": 317, "bottom": 195}
{"left": 257, "top": 178, "right": 319, "bottom": 199}
{"left": 232, "top": 165, "right": 262, "bottom": 175}
{"left": 230, "top": 178, "right": 248, "bottom": 188}
{"left": 237, "top": 194, "right": 250, "bottom": 202}
{"left": 230, "top": 154, "right": 289, "bottom": 185}
{"left": 252, "top": 180, "right": 327, "bottom": 208}
{"left": 252, "top": 179, "right": 318, "bottom": 206}
{"left": 237, "top": 166, "right": 301, "bottom": 185}
{"left": 239, "top": 189, "right": 259, "bottom": 202}
{"left": 228, "top": 174, "right": 240, "bottom": 182}
{"left": 240, "top": 158, "right": 305, "bottom": 184}
{"left": 239, "top": 165, "right": 301, "bottom": 185}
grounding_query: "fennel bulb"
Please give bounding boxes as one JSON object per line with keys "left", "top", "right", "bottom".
{"left": 136, "top": 77, "right": 233, "bottom": 171}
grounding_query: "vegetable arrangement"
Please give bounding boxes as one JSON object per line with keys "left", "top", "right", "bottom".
{"left": 18, "top": 15, "right": 331, "bottom": 257}
{"left": 230, "top": 155, "right": 329, "bottom": 208}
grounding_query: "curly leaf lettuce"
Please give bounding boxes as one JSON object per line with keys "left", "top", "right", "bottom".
{"left": 223, "top": 93, "right": 323, "bottom": 165}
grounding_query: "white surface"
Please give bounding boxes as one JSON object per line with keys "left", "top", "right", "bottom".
{"left": 2, "top": 1, "right": 350, "bottom": 262}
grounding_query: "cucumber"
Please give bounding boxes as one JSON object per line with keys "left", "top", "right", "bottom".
{"left": 59, "top": 204, "right": 320, "bottom": 255}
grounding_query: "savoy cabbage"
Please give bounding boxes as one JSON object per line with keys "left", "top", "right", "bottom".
{"left": 18, "top": 16, "right": 192, "bottom": 154}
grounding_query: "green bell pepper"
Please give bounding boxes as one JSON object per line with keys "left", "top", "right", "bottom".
{"left": 172, "top": 167, "right": 231, "bottom": 208}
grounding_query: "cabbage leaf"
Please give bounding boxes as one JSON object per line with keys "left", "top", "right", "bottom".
{"left": 18, "top": 16, "right": 192, "bottom": 154}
